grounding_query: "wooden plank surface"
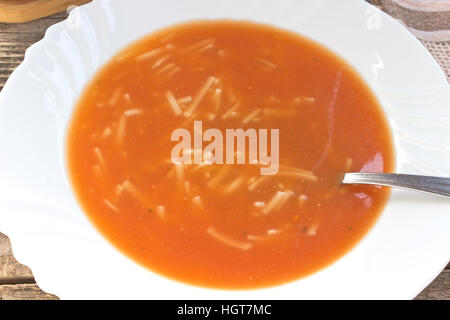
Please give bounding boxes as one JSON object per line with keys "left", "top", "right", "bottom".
{"left": 0, "top": 11, "right": 449, "bottom": 300}
{"left": 0, "top": 284, "right": 58, "bottom": 300}
{"left": 0, "top": 11, "right": 67, "bottom": 92}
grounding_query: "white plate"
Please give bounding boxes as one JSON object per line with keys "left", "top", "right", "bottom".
{"left": 0, "top": 0, "right": 449, "bottom": 299}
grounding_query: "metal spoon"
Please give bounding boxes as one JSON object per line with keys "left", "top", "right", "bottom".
{"left": 342, "top": 173, "right": 450, "bottom": 198}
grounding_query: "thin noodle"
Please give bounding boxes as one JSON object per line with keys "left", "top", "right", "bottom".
{"left": 103, "top": 199, "right": 119, "bottom": 212}
{"left": 109, "top": 87, "right": 122, "bottom": 106}
{"left": 222, "top": 100, "right": 240, "bottom": 120}
{"left": 165, "top": 91, "right": 183, "bottom": 116}
{"left": 258, "top": 58, "right": 277, "bottom": 69}
{"left": 177, "top": 96, "right": 193, "bottom": 104}
{"left": 93, "top": 147, "right": 106, "bottom": 169}
{"left": 212, "top": 88, "right": 222, "bottom": 115}
{"left": 242, "top": 109, "right": 261, "bottom": 124}
{"left": 262, "top": 191, "right": 286, "bottom": 215}
{"left": 155, "top": 63, "right": 176, "bottom": 77}
{"left": 248, "top": 176, "right": 268, "bottom": 191}
{"left": 224, "top": 176, "right": 245, "bottom": 194}
{"left": 277, "top": 170, "right": 318, "bottom": 182}
{"left": 116, "top": 114, "right": 127, "bottom": 147}
{"left": 183, "top": 39, "right": 215, "bottom": 54}
{"left": 207, "top": 227, "right": 252, "bottom": 250}
{"left": 124, "top": 109, "right": 144, "bottom": 117}
{"left": 184, "top": 76, "right": 216, "bottom": 117}
{"left": 136, "top": 48, "right": 164, "bottom": 61}
{"left": 162, "top": 66, "right": 181, "bottom": 80}
{"left": 152, "top": 54, "right": 172, "bottom": 69}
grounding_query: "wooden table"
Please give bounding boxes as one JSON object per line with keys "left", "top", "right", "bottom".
{"left": 0, "top": 12, "right": 449, "bottom": 300}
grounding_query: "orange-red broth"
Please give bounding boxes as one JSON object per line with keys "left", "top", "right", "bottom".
{"left": 67, "top": 21, "right": 394, "bottom": 289}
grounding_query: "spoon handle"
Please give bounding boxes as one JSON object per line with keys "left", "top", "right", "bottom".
{"left": 342, "top": 173, "right": 450, "bottom": 198}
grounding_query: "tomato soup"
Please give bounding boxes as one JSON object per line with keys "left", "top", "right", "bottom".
{"left": 67, "top": 21, "right": 394, "bottom": 289}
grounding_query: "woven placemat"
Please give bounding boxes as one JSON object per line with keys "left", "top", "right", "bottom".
{"left": 369, "top": 0, "right": 450, "bottom": 82}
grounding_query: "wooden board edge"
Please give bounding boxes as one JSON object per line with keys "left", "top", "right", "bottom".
{"left": 0, "top": 0, "right": 91, "bottom": 23}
